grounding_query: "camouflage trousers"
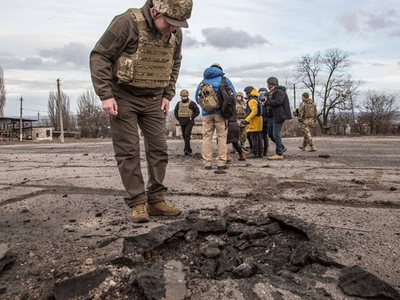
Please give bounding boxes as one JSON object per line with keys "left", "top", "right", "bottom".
{"left": 300, "top": 123, "right": 314, "bottom": 147}
{"left": 239, "top": 125, "right": 247, "bottom": 147}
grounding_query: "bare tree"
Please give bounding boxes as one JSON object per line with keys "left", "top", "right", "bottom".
{"left": 0, "top": 67, "right": 6, "bottom": 117}
{"left": 76, "top": 89, "right": 109, "bottom": 138}
{"left": 359, "top": 90, "right": 398, "bottom": 134}
{"left": 47, "top": 90, "right": 72, "bottom": 131}
{"left": 295, "top": 48, "right": 360, "bottom": 133}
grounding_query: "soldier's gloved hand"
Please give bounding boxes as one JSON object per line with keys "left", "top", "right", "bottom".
{"left": 241, "top": 120, "right": 249, "bottom": 126}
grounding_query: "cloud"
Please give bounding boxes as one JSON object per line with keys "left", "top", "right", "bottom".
{"left": 182, "top": 31, "right": 201, "bottom": 47}
{"left": 337, "top": 11, "right": 359, "bottom": 33}
{"left": 364, "top": 9, "right": 398, "bottom": 30}
{"left": 193, "top": 27, "right": 270, "bottom": 49}
{"left": 39, "top": 42, "right": 90, "bottom": 69}
{"left": 337, "top": 8, "right": 399, "bottom": 34}
{"left": 0, "top": 42, "right": 90, "bottom": 71}
{"left": 391, "top": 30, "right": 400, "bottom": 36}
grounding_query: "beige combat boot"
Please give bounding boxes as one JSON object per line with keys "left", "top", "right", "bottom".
{"left": 147, "top": 201, "right": 182, "bottom": 216}
{"left": 132, "top": 203, "right": 150, "bottom": 223}
{"left": 267, "top": 154, "right": 284, "bottom": 160}
{"left": 309, "top": 145, "right": 317, "bottom": 152}
{"left": 298, "top": 145, "right": 306, "bottom": 151}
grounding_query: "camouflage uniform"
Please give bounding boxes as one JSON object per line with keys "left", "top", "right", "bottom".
{"left": 235, "top": 93, "right": 247, "bottom": 149}
{"left": 298, "top": 98, "right": 317, "bottom": 150}
{"left": 90, "top": 0, "right": 190, "bottom": 209}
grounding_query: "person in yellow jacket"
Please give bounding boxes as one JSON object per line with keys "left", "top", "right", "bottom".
{"left": 242, "top": 86, "right": 263, "bottom": 158}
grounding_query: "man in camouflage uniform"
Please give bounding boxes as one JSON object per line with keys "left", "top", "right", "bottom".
{"left": 90, "top": 0, "right": 193, "bottom": 223}
{"left": 174, "top": 89, "right": 200, "bottom": 155}
{"left": 235, "top": 92, "right": 248, "bottom": 151}
{"left": 297, "top": 92, "right": 317, "bottom": 152}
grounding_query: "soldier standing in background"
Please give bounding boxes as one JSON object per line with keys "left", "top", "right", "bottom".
{"left": 297, "top": 92, "right": 317, "bottom": 152}
{"left": 232, "top": 92, "right": 248, "bottom": 153}
{"left": 174, "top": 89, "right": 200, "bottom": 155}
{"left": 89, "top": 0, "right": 193, "bottom": 223}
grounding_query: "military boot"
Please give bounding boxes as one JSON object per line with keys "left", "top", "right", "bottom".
{"left": 309, "top": 145, "right": 317, "bottom": 152}
{"left": 147, "top": 201, "right": 182, "bottom": 216}
{"left": 238, "top": 152, "right": 246, "bottom": 161}
{"left": 298, "top": 145, "right": 306, "bottom": 151}
{"left": 132, "top": 204, "right": 150, "bottom": 223}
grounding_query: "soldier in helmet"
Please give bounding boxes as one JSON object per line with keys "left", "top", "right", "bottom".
{"left": 297, "top": 92, "right": 317, "bottom": 152}
{"left": 174, "top": 89, "right": 200, "bottom": 155}
{"left": 235, "top": 91, "right": 249, "bottom": 152}
{"left": 90, "top": 0, "right": 193, "bottom": 223}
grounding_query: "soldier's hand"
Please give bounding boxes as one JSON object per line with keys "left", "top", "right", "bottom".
{"left": 241, "top": 120, "right": 249, "bottom": 126}
{"left": 102, "top": 98, "right": 118, "bottom": 116}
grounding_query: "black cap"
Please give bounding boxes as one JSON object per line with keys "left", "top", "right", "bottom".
{"left": 244, "top": 86, "right": 254, "bottom": 94}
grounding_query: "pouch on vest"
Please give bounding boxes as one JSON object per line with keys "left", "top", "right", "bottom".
{"left": 115, "top": 53, "right": 135, "bottom": 84}
{"left": 198, "top": 81, "right": 220, "bottom": 112}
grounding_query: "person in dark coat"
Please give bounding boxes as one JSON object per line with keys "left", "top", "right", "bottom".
{"left": 265, "top": 76, "right": 292, "bottom": 160}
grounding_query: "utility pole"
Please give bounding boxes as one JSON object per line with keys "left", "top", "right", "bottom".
{"left": 37, "top": 111, "right": 40, "bottom": 123}
{"left": 56, "top": 79, "right": 65, "bottom": 143}
{"left": 19, "top": 96, "right": 23, "bottom": 141}
{"left": 293, "top": 84, "right": 297, "bottom": 109}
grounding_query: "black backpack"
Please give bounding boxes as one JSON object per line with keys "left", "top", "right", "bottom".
{"left": 217, "top": 76, "right": 236, "bottom": 119}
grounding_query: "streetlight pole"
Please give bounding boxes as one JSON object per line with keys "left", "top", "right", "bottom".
{"left": 56, "top": 79, "right": 65, "bottom": 143}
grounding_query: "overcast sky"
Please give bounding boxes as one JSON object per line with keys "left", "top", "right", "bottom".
{"left": 1, "top": 0, "right": 399, "bottom": 117}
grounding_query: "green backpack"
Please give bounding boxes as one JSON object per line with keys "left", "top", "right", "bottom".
{"left": 198, "top": 81, "right": 220, "bottom": 112}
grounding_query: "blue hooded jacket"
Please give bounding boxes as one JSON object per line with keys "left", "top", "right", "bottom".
{"left": 195, "top": 66, "right": 236, "bottom": 116}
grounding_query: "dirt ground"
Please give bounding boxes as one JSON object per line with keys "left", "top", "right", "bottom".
{"left": 0, "top": 135, "right": 399, "bottom": 300}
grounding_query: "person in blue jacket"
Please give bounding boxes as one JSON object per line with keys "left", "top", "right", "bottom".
{"left": 195, "top": 63, "right": 236, "bottom": 170}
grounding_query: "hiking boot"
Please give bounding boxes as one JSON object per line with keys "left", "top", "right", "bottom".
{"left": 132, "top": 204, "right": 150, "bottom": 223}
{"left": 298, "top": 146, "right": 306, "bottom": 151}
{"left": 238, "top": 153, "right": 246, "bottom": 161}
{"left": 146, "top": 201, "right": 182, "bottom": 216}
{"left": 247, "top": 153, "right": 259, "bottom": 159}
{"left": 204, "top": 166, "right": 212, "bottom": 170}
{"left": 308, "top": 146, "right": 317, "bottom": 152}
{"left": 268, "top": 154, "right": 283, "bottom": 160}
{"left": 226, "top": 152, "right": 232, "bottom": 163}
{"left": 218, "top": 165, "right": 228, "bottom": 170}
{"left": 282, "top": 147, "right": 288, "bottom": 152}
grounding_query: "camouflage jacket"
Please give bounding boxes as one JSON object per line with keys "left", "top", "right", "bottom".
{"left": 90, "top": 1, "right": 183, "bottom": 102}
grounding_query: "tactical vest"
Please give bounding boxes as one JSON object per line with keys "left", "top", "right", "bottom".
{"left": 178, "top": 101, "right": 193, "bottom": 118}
{"left": 113, "top": 8, "right": 176, "bottom": 88}
{"left": 236, "top": 101, "right": 246, "bottom": 119}
{"left": 303, "top": 101, "right": 316, "bottom": 119}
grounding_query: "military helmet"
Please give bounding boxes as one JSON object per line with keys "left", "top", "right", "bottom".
{"left": 180, "top": 89, "right": 189, "bottom": 97}
{"left": 152, "top": 0, "right": 193, "bottom": 28}
{"left": 266, "top": 77, "right": 279, "bottom": 85}
{"left": 258, "top": 87, "right": 268, "bottom": 93}
{"left": 236, "top": 92, "right": 243, "bottom": 97}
